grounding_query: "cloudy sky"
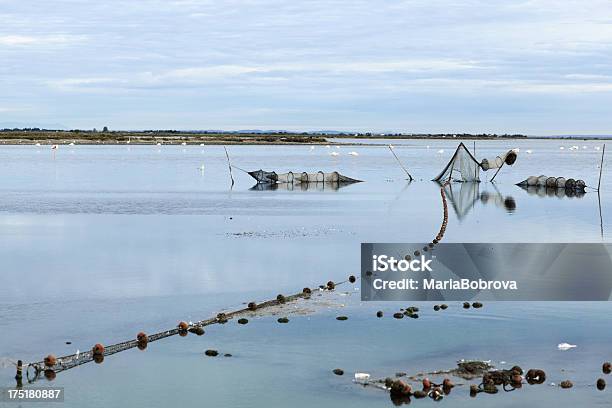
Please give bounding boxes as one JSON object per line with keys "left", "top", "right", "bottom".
{"left": 1, "top": 0, "right": 611, "bottom": 134}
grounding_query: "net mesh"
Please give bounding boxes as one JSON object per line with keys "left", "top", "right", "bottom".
{"left": 433, "top": 143, "right": 481, "bottom": 182}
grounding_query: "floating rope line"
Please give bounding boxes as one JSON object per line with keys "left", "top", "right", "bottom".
{"left": 433, "top": 180, "right": 450, "bottom": 245}
{"left": 24, "top": 279, "right": 352, "bottom": 384}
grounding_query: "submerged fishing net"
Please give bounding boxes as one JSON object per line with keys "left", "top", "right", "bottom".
{"left": 249, "top": 169, "right": 361, "bottom": 184}
{"left": 433, "top": 143, "right": 481, "bottom": 182}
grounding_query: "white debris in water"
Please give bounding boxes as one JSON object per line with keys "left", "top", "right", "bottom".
{"left": 595, "top": 146, "right": 601, "bottom": 150}
{"left": 499, "top": 361, "right": 507, "bottom": 365}
{"left": 557, "top": 342, "right": 577, "bottom": 351}
{"left": 330, "top": 151, "right": 339, "bottom": 156}
{"left": 526, "top": 149, "right": 533, "bottom": 154}
{"left": 355, "top": 373, "right": 371, "bottom": 383}
{"left": 560, "top": 146, "right": 564, "bottom": 150}
{"left": 348, "top": 151, "right": 359, "bottom": 156}
{"left": 437, "top": 149, "right": 444, "bottom": 154}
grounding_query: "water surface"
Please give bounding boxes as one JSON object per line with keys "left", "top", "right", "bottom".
{"left": 0, "top": 139, "right": 610, "bottom": 407}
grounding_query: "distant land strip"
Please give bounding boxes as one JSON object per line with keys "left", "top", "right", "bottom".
{"left": 0, "top": 130, "right": 610, "bottom": 145}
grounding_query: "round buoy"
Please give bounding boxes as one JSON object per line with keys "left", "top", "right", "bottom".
{"left": 440, "top": 304, "right": 448, "bottom": 310}
{"left": 505, "top": 151, "right": 517, "bottom": 165}
{"left": 277, "top": 317, "right": 289, "bottom": 323}
{"left": 390, "top": 380, "right": 412, "bottom": 397}
{"left": 433, "top": 305, "right": 440, "bottom": 311}
{"left": 204, "top": 349, "right": 218, "bottom": 357}
{"left": 472, "top": 302, "right": 483, "bottom": 308}
{"left": 44, "top": 355, "right": 57, "bottom": 367}
{"left": 237, "top": 318, "right": 249, "bottom": 325}
{"left": 44, "top": 369, "right": 56, "bottom": 381}
{"left": 393, "top": 312, "right": 404, "bottom": 319}
{"left": 603, "top": 362, "right": 611, "bottom": 374}
{"left": 483, "top": 383, "right": 498, "bottom": 394}
{"left": 413, "top": 390, "right": 427, "bottom": 398}
{"left": 190, "top": 326, "right": 205, "bottom": 336}
{"left": 546, "top": 177, "right": 557, "bottom": 188}
{"left": 526, "top": 369, "right": 546, "bottom": 384}
{"left": 470, "top": 384, "right": 479, "bottom": 397}
{"left": 336, "top": 316, "right": 348, "bottom": 321}
{"left": 332, "top": 368, "right": 344, "bottom": 376}
{"left": 178, "top": 321, "right": 189, "bottom": 331}
{"left": 248, "top": 302, "right": 257, "bottom": 311}
{"left": 463, "top": 302, "right": 470, "bottom": 309}
{"left": 560, "top": 380, "right": 573, "bottom": 389}
{"left": 276, "top": 294, "right": 286, "bottom": 303}
{"left": 376, "top": 311, "right": 383, "bottom": 318}
{"left": 302, "top": 287, "right": 312, "bottom": 294}
{"left": 422, "top": 378, "right": 432, "bottom": 390}
{"left": 137, "top": 332, "right": 148, "bottom": 343}
{"left": 137, "top": 341, "right": 147, "bottom": 350}
{"left": 565, "top": 178, "right": 576, "bottom": 190}
{"left": 597, "top": 378, "right": 606, "bottom": 390}
{"left": 348, "top": 275, "right": 356, "bottom": 283}
{"left": 326, "top": 281, "right": 335, "bottom": 290}
{"left": 443, "top": 378, "right": 454, "bottom": 389}
{"left": 92, "top": 343, "right": 105, "bottom": 356}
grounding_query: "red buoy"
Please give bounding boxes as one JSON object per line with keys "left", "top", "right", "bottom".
{"left": 92, "top": 343, "right": 105, "bottom": 356}
{"left": 44, "top": 354, "right": 57, "bottom": 367}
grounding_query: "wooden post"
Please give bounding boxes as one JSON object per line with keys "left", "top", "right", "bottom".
{"left": 490, "top": 162, "right": 504, "bottom": 183}
{"left": 15, "top": 360, "right": 23, "bottom": 387}
{"left": 223, "top": 146, "right": 235, "bottom": 188}
{"left": 388, "top": 145, "right": 413, "bottom": 181}
{"left": 598, "top": 144, "right": 605, "bottom": 191}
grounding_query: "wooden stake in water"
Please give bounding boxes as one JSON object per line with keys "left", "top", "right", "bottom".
{"left": 598, "top": 144, "right": 605, "bottom": 238}
{"left": 598, "top": 144, "right": 606, "bottom": 192}
{"left": 224, "top": 146, "right": 235, "bottom": 188}
{"left": 388, "top": 145, "right": 413, "bottom": 181}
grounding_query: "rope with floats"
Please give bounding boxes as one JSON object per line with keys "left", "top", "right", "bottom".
{"left": 22, "top": 278, "right": 353, "bottom": 384}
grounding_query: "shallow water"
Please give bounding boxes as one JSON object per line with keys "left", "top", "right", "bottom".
{"left": 0, "top": 139, "right": 611, "bottom": 407}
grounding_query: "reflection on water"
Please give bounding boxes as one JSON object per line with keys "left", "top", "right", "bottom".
{"left": 443, "top": 182, "right": 517, "bottom": 220}
{"left": 519, "top": 184, "right": 587, "bottom": 199}
{"left": 249, "top": 181, "right": 358, "bottom": 191}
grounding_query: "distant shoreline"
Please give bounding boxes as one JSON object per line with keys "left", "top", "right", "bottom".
{"left": 1, "top": 130, "right": 611, "bottom": 145}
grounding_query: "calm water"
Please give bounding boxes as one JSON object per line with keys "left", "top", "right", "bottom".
{"left": 0, "top": 139, "right": 611, "bottom": 407}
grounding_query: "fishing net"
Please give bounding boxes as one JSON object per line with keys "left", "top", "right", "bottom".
{"left": 480, "top": 149, "right": 519, "bottom": 170}
{"left": 248, "top": 169, "right": 278, "bottom": 183}
{"left": 433, "top": 143, "right": 481, "bottom": 182}
{"left": 249, "top": 170, "right": 361, "bottom": 184}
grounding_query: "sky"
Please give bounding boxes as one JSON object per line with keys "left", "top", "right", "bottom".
{"left": 1, "top": 0, "right": 612, "bottom": 134}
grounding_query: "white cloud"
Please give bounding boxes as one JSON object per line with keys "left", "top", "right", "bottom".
{"left": 0, "top": 34, "right": 86, "bottom": 47}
